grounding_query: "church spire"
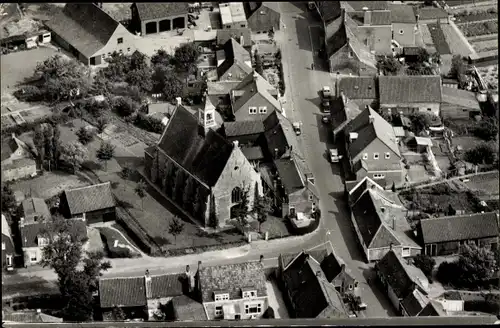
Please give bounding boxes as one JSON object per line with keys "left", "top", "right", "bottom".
{"left": 199, "top": 96, "right": 217, "bottom": 135}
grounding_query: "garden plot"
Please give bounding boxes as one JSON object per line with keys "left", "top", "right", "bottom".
{"left": 440, "top": 24, "right": 474, "bottom": 56}
{"left": 470, "top": 39, "right": 498, "bottom": 52}
{"left": 113, "top": 132, "right": 139, "bottom": 147}
{"left": 459, "top": 21, "right": 498, "bottom": 37}
{"left": 427, "top": 24, "right": 452, "bottom": 55}
{"left": 454, "top": 10, "right": 497, "bottom": 23}
{"left": 476, "top": 65, "right": 498, "bottom": 89}
{"left": 463, "top": 171, "right": 499, "bottom": 195}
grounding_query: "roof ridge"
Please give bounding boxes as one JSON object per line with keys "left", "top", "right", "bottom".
{"left": 100, "top": 276, "right": 145, "bottom": 282}
{"left": 66, "top": 181, "right": 111, "bottom": 192}
{"left": 423, "top": 212, "right": 496, "bottom": 221}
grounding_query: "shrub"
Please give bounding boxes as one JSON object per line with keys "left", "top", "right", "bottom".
{"left": 412, "top": 254, "right": 436, "bottom": 281}
{"left": 464, "top": 143, "right": 496, "bottom": 165}
{"left": 133, "top": 112, "right": 164, "bottom": 133}
{"left": 437, "top": 261, "right": 457, "bottom": 285}
{"left": 83, "top": 98, "right": 110, "bottom": 118}
{"left": 14, "top": 85, "right": 44, "bottom": 102}
{"left": 75, "top": 127, "right": 94, "bottom": 145}
{"left": 112, "top": 96, "right": 138, "bottom": 117}
{"left": 277, "top": 63, "right": 285, "bottom": 96}
{"left": 429, "top": 184, "right": 450, "bottom": 195}
{"left": 1, "top": 113, "right": 70, "bottom": 137}
{"left": 108, "top": 247, "right": 133, "bottom": 258}
{"left": 473, "top": 119, "right": 499, "bottom": 141}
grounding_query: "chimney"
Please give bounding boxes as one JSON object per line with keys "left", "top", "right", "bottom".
{"left": 240, "top": 33, "right": 244, "bottom": 46}
{"left": 20, "top": 217, "right": 25, "bottom": 227}
{"left": 341, "top": 264, "right": 346, "bottom": 273}
{"left": 369, "top": 115, "right": 374, "bottom": 124}
{"left": 304, "top": 253, "right": 310, "bottom": 261}
{"left": 289, "top": 145, "right": 293, "bottom": 154}
{"left": 389, "top": 242, "right": 393, "bottom": 251}
{"left": 253, "top": 71, "right": 259, "bottom": 80}
{"left": 144, "top": 269, "right": 152, "bottom": 299}
{"left": 316, "top": 271, "right": 322, "bottom": 277}
{"left": 274, "top": 148, "right": 279, "bottom": 158}
{"left": 233, "top": 140, "right": 239, "bottom": 148}
{"left": 260, "top": 255, "right": 264, "bottom": 263}
{"left": 392, "top": 216, "right": 396, "bottom": 230}
{"left": 186, "top": 265, "right": 195, "bottom": 291}
{"left": 37, "top": 309, "right": 41, "bottom": 313}
{"left": 362, "top": 6, "right": 369, "bottom": 11}
{"left": 11, "top": 133, "right": 16, "bottom": 139}
{"left": 349, "top": 132, "right": 358, "bottom": 142}
{"left": 176, "top": 97, "right": 182, "bottom": 106}
{"left": 416, "top": 14, "right": 420, "bottom": 24}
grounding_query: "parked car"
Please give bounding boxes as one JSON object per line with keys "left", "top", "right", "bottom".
{"left": 321, "top": 86, "right": 332, "bottom": 98}
{"left": 321, "top": 86, "right": 332, "bottom": 113}
{"left": 329, "top": 148, "right": 342, "bottom": 163}
{"left": 293, "top": 122, "right": 301, "bottom": 135}
{"left": 321, "top": 115, "right": 330, "bottom": 124}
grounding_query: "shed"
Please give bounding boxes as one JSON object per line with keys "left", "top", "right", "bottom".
{"left": 408, "top": 137, "right": 433, "bottom": 153}
{"left": 392, "top": 126, "right": 405, "bottom": 141}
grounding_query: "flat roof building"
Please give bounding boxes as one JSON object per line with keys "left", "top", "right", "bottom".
{"left": 220, "top": 3, "right": 248, "bottom": 29}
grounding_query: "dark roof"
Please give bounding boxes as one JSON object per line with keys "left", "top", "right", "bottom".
{"left": 157, "top": 105, "right": 234, "bottom": 187}
{"left": 275, "top": 159, "right": 304, "bottom": 194}
{"left": 3, "top": 311, "right": 63, "bottom": 323}
{"left": 45, "top": 4, "right": 121, "bottom": 58}
{"left": 348, "top": 177, "right": 385, "bottom": 205}
{"left": 216, "top": 28, "right": 252, "bottom": 46}
{"left": 443, "top": 291, "right": 462, "bottom": 301}
{"left": 217, "top": 39, "right": 253, "bottom": 79}
{"left": 241, "top": 146, "right": 264, "bottom": 161}
{"left": 419, "top": 212, "right": 500, "bottom": 244}
{"left": 1, "top": 136, "right": 19, "bottom": 162}
{"left": 418, "top": 300, "right": 444, "bottom": 317}
{"left": 370, "top": 10, "right": 392, "bottom": 25}
{"left": 442, "top": 86, "right": 481, "bottom": 110}
{"left": 376, "top": 251, "right": 417, "bottom": 299}
{"left": 416, "top": 7, "right": 449, "bottom": 20}
{"left": 63, "top": 182, "right": 115, "bottom": 215}
{"left": 401, "top": 289, "right": 429, "bottom": 316}
{"left": 223, "top": 121, "right": 264, "bottom": 137}
{"left": 263, "top": 111, "right": 299, "bottom": 159}
{"left": 21, "top": 198, "right": 51, "bottom": 223}
{"left": 133, "top": 3, "right": 189, "bottom": 21}
{"left": 172, "top": 295, "right": 207, "bottom": 321}
{"left": 245, "top": 2, "right": 281, "bottom": 32}
{"left": 282, "top": 252, "right": 347, "bottom": 318}
{"left": 198, "top": 261, "right": 267, "bottom": 303}
{"left": 320, "top": 253, "right": 343, "bottom": 283}
{"left": 345, "top": 1, "right": 389, "bottom": 11}
{"left": 389, "top": 4, "right": 417, "bottom": 23}
{"left": 379, "top": 76, "right": 442, "bottom": 104}
{"left": 315, "top": 1, "right": 342, "bottom": 24}
{"left": 403, "top": 46, "right": 423, "bottom": 56}
{"left": 99, "top": 273, "right": 184, "bottom": 308}
{"left": 20, "top": 218, "right": 87, "bottom": 248}
{"left": 338, "top": 76, "right": 378, "bottom": 99}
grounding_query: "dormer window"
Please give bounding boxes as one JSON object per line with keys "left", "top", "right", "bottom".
{"left": 38, "top": 237, "right": 48, "bottom": 247}
{"left": 308, "top": 194, "right": 313, "bottom": 201}
{"left": 242, "top": 290, "right": 257, "bottom": 298}
{"left": 258, "top": 106, "right": 267, "bottom": 114}
{"left": 362, "top": 153, "right": 368, "bottom": 160}
{"left": 214, "top": 293, "right": 230, "bottom": 301}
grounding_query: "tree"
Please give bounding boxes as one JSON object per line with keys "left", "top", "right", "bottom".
{"left": 252, "top": 184, "right": 271, "bottom": 233}
{"left": 233, "top": 186, "right": 251, "bottom": 231}
{"left": 391, "top": 182, "right": 396, "bottom": 192}
{"left": 173, "top": 43, "right": 200, "bottom": 72}
{"left": 96, "top": 141, "right": 115, "bottom": 171}
{"left": 447, "top": 204, "right": 457, "bottom": 216}
{"left": 208, "top": 194, "right": 218, "bottom": 228}
{"left": 409, "top": 112, "right": 441, "bottom": 132}
{"left": 33, "top": 126, "right": 45, "bottom": 170}
{"left": 60, "top": 141, "right": 88, "bottom": 174}
{"left": 173, "top": 169, "right": 186, "bottom": 203}
{"left": 464, "top": 143, "right": 496, "bottom": 165}
{"left": 51, "top": 124, "right": 61, "bottom": 170}
{"left": 126, "top": 67, "right": 153, "bottom": 93}
{"left": 152, "top": 65, "right": 184, "bottom": 101}
{"left": 76, "top": 127, "right": 94, "bottom": 145}
{"left": 376, "top": 56, "right": 402, "bottom": 75}
{"left": 412, "top": 254, "right": 436, "bottom": 280}
{"left": 101, "top": 52, "right": 131, "bottom": 82}
{"left": 1, "top": 183, "right": 16, "bottom": 216}
{"left": 112, "top": 306, "right": 126, "bottom": 321}
{"left": 130, "top": 50, "right": 148, "bottom": 71}
{"left": 168, "top": 216, "right": 185, "bottom": 243}
{"left": 134, "top": 180, "right": 147, "bottom": 210}
{"left": 450, "top": 55, "right": 467, "bottom": 80}
{"left": 474, "top": 118, "right": 499, "bottom": 141}
{"left": 40, "top": 215, "right": 111, "bottom": 321}
{"left": 254, "top": 50, "right": 263, "bottom": 75}
{"left": 95, "top": 116, "right": 108, "bottom": 135}
{"left": 151, "top": 49, "right": 173, "bottom": 67}
{"left": 455, "top": 243, "right": 496, "bottom": 287}
{"left": 112, "top": 96, "right": 137, "bottom": 117}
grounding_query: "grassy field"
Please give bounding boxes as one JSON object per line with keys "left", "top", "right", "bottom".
{"left": 440, "top": 24, "right": 474, "bottom": 56}
{"left": 463, "top": 171, "right": 499, "bottom": 195}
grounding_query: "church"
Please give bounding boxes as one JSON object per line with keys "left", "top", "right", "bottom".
{"left": 144, "top": 97, "right": 263, "bottom": 228}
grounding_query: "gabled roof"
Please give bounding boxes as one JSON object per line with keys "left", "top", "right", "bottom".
{"left": 315, "top": 1, "right": 342, "bottom": 25}
{"left": 401, "top": 287, "right": 430, "bottom": 316}
{"left": 245, "top": 2, "right": 281, "bottom": 32}
{"left": 21, "top": 198, "right": 51, "bottom": 224}
{"left": 344, "top": 1, "right": 389, "bottom": 12}
{"left": 345, "top": 106, "right": 401, "bottom": 159}
{"left": 1, "top": 136, "right": 19, "bottom": 162}
{"left": 369, "top": 10, "right": 392, "bottom": 26}
{"left": 338, "top": 76, "right": 378, "bottom": 100}
{"left": 376, "top": 250, "right": 426, "bottom": 300}
{"left": 418, "top": 299, "right": 445, "bottom": 317}
{"left": 379, "top": 76, "right": 442, "bottom": 104}
{"left": 415, "top": 7, "right": 449, "bottom": 20}
{"left": 99, "top": 273, "right": 184, "bottom": 308}
{"left": 217, "top": 39, "right": 253, "bottom": 78}
{"left": 63, "top": 182, "right": 115, "bottom": 216}
{"left": 156, "top": 105, "right": 234, "bottom": 187}
{"left": 263, "top": 111, "right": 300, "bottom": 159}
{"left": 442, "top": 86, "right": 481, "bottom": 110}
{"left": 389, "top": 3, "right": 417, "bottom": 24}
{"left": 216, "top": 28, "right": 252, "bottom": 46}
{"left": 419, "top": 212, "right": 500, "bottom": 244}
{"left": 348, "top": 176, "right": 385, "bottom": 204}
{"left": 274, "top": 159, "right": 304, "bottom": 194}
{"left": 133, "top": 3, "right": 189, "bottom": 21}
{"left": 223, "top": 120, "right": 265, "bottom": 137}
{"left": 231, "top": 71, "right": 280, "bottom": 113}
{"left": 45, "top": 4, "right": 122, "bottom": 58}
{"left": 20, "top": 218, "right": 87, "bottom": 248}
{"left": 198, "top": 261, "right": 267, "bottom": 303}
{"left": 3, "top": 311, "right": 63, "bottom": 323}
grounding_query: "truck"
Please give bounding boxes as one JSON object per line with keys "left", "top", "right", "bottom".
{"left": 321, "top": 86, "right": 332, "bottom": 113}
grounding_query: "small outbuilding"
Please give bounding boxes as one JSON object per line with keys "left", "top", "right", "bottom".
{"left": 407, "top": 137, "right": 433, "bottom": 153}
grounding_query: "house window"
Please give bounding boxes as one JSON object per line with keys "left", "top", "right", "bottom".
{"left": 30, "top": 253, "right": 37, "bottom": 262}
{"left": 362, "top": 153, "right": 368, "bottom": 160}
{"left": 385, "top": 152, "right": 390, "bottom": 159}
{"left": 6, "top": 254, "right": 12, "bottom": 267}
{"left": 348, "top": 50, "right": 353, "bottom": 58}
{"left": 402, "top": 247, "right": 411, "bottom": 257}
{"left": 354, "top": 281, "right": 359, "bottom": 288}
{"left": 308, "top": 194, "right": 314, "bottom": 201}
{"left": 241, "top": 24, "right": 246, "bottom": 28}
{"left": 226, "top": 25, "right": 231, "bottom": 29}
{"left": 373, "top": 153, "right": 379, "bottom": 160}
{"left": 373, "top": 173, "right": 385, "bottom": 179}
{"left": 1, "top": 242, "right": 5, "bottom": 250}
{"left": 348, "top": 284, "right": 353, "bottom": 290}
{"left": 258, "top": 106, "right": 267, "bottom": 114}
{"left": 289, "top": 207, "right": 296, "bottom": 216}
{"left": 127, "top": 47, "right": 131, "bottom": 52}
{"left": 215, "top": 306, "right": 223, "bottom": 317}
{"left": 38, "top": 237, "right": 48, "bottom": 247}
{"left": 242, "top": 290, "right": 257, "bottom": 298}
{"left": 245, "top": 303, "right": 262, "bottom": 314}
{"left": 117, "top": 37, "right": 123, "bottom": 44}
{"left": 108, "top": 52, "right": 111, "bottom": 56}
{"left": 399, "top": 30, "right": 404, "bottom": 35}
{"left": 231, "top": 187, "right": 242, "bottom": 203}
{"left": 249, "top": 106, "right": 257, "bottom": 114}
{"left": 214, "top": 293, "right": 230, "bottom": 301}
{"left": 427, "top": 108, "right": 432, "bottom": 111}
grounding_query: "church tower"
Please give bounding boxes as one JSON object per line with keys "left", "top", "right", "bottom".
{"left": 199, "top": 96, "right": 217, "bottom": 135}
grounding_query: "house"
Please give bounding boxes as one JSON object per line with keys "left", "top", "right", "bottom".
{"left": 337, "top": 76, "right": 379, "bottom": 108}
{"left": 2, "top": 214, "right": 16, "bottom": 271}
{"left": 197, "top": 53, "right": 218, "bottom": 79}
{"left": 379, "top": 76, "right": 442, "bottom": 117}
{"left": 320, "top": 7, "right": 377, "bottom": 75}
{"left": 414, "top": 7, "right": 450, "bottom": 25}
{"left": 344, "top": 106, "right": 404, "bottom": 186}
{"left": 1, "top": 134, "right": 37, "bottom": 182}
{"left": 341, "top": 1, "right": 390, "bottom": 12}
{"left": 375, "top": 250, "right": 430, "bottom": 316}
{"left": 349, "top": 179, "right": 421, "bottom": 262}
{"left": 407, "top": 136, "right": 433, "bottom": 153}
{"left": 207, "top": 81, "right": 241, "bottom": 110}
{"left": 20, "top": 214, "right": 87, "bottom": 266}
{"left": 59, "top": 182, "right": 116, "bottom": 224}
{"left": 216, "top": 28, "right": 252, "bottom": 50}
{"left": 388, "top": 4, "right": 417, "bottom": 47}
{"left": 442, "top": 78, "right": 459, "bottom": 89}
{"left": 197, "top": 260, "right": 269, "bottom": 320}
{"left": 433, "top": 291, "right": 465, "bottom": 313}
{"left": 216, "top": 38, "right": 253, "bottom": 81}
{"left": 276, "top": 250, "right": 349, "bottom": 318}
{"left": 2, "top": 310, "right": 63, "bottom": 323}
{"left": 279, "top": 248, "right": 358, "bottom": 298}
{"left": 329, "top": 93, "right": 362, "bottom": 143}
{"left": 130, "top": 3, "right": 188, "bottom": 35}
{"left": 230, "top": 71, "right": 281, "bottom": 122}
{"left": 45, "top": 4, "right": 136, "bottom": 65}
{"left": 417, "top": 212, "right": 500, "bottom": 257}
{"left": 441, "top": 87, "right": 482, "bottom": 120}
{"left": 144, "top": 104, "right": 262, "bottom": 228}
{"left": 99, "top": 270, "right": 189, "bottom": 321}
{"left": 244, "top": 2, "right": 281, "bottom": 34}
{"left": 347, "top": 9, "right": 393, "bottom": 56}
{"left": 221, "top": 121, "right": 265, "bottom": 146}
{"left": 20, "top": 197, "right": 51, "bottom": 224}
{"left": 145, "top": 102, "right": 177, "bottom": 117}
{"left": 263, "top": 111, "right": 319, "bottom": 222}
{"left": 219, "top": 3, "right": 248, "bottom": 29}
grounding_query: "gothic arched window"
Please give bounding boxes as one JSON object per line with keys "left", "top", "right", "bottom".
{"left": 231, "top": 187, "right": 242, "bottom": 203}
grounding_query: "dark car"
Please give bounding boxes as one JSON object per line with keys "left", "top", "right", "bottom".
{"left": 321, "top": 115, "right": 330, "bottom": 124}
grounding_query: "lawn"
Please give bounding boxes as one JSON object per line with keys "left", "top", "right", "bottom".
{"left": 249, "top": 215, "right": 291, "bottom": 239}
{"left": 399, "top": 183, "right": 482, "bottom": 214}
{"left": 98, "top": 226, "right": 141, "bottom": 258}
{"left": 463, "top": 171, "right": 499, "bottom": 195}
{"left": 427, "top": 24, "right": 452, "bottom": 55}
{"left": 460, "top": 21, "right": 498, "bottom": 37}
{"left": 440, "top": 24, "right": 474, "bottom": 57}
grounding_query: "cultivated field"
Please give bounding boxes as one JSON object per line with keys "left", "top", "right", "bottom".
{"left": 476, "top": 65, "right": 498, "bottom": 89}
{"left": 463, "top": 171, "right": 500, "bottom": 195}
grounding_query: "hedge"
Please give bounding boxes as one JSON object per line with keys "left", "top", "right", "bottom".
{"left": 165, "top": 240, "right": 247, "bottom": 257}
{"left": 134, "top": 112, "right": 164, "bottom": 134}
{"left": 277, "top": 62, "right": 285, "bottom": 96}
